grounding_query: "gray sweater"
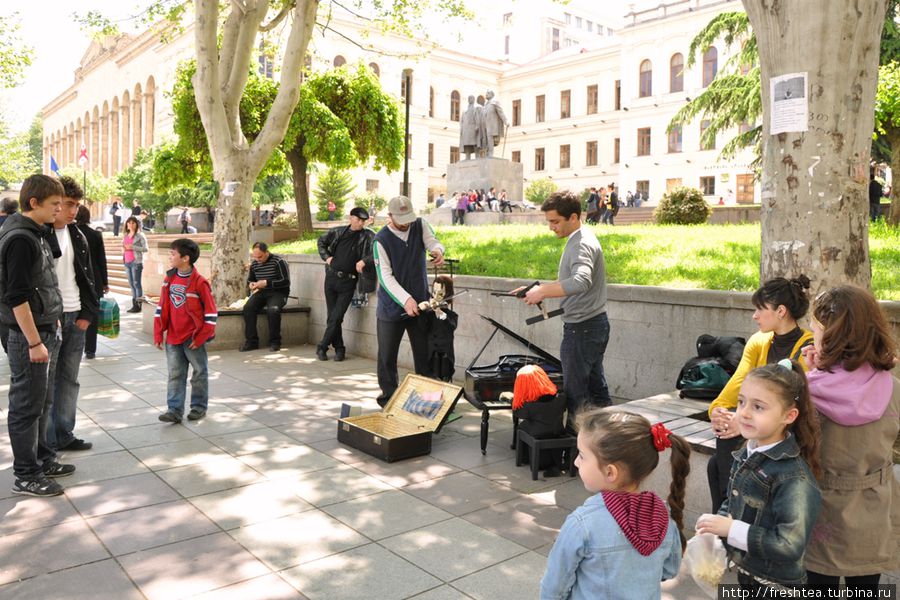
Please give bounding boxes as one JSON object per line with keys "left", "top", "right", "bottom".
{"left": 558, "top": 226, "right": 607, "bottom": 323}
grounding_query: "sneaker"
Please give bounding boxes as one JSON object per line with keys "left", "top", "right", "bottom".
{"left": 316, "top": 348, "right": 328, "bottom": 361}
{"left": 187, "top": 408, "right": 206, "bottom": 421}
{"left": 334, "top": 349, "right": 346, "bottom": 362}
{"left": 59, "top": 438, "right": 93, "bottom": 451}
{"left": 269, "top": 343, "right": 281, "bottom": 352}
{"left": 158, "top": 410, "right": 183, "bottom": 424}
{"left": 12, "top": 477, "right": 64, "bottom": 497}
{"left": 239, "top": 343, "right": 259, "bottom": 352}
{"left": 42, "top": 461, "right": 76, "bottom": 478}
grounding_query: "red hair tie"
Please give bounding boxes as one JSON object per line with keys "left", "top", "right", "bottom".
{"left": 650, "top": 423, "right": 672, "bottom": 452}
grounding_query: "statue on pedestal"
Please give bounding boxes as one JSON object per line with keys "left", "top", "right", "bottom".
{"left": 481, "top": 89, "right": 509, "bottom": 158}
{"left": 459, "top": 96, "right": 485, "bottom": 160}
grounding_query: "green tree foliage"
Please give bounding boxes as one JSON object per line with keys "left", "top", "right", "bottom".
{"left": 0, "top": 118, "right": 37, "bottom": 187}
{"left": 874, "top": 61, "right": 900, "bottom": 225}
{"left": 59, "top": 165, "right": 117, "bottom": 203}
{"left": 654, "top": 186, "right": 711, "bottom": 225}
{"left": 313, "top": 167, "right": 355, "bottom": 220}
{"left": 0, "top": 13, "right": 33, "bottom": 88}
{"left": 525, "top": 178, "right": 558, "bottom": 204}
{"left": 354, "top": 192, "right": 387, "bottom": 215}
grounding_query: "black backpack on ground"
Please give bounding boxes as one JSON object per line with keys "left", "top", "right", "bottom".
{"left": 676, "top": 335, "right": 746, "bottom": 400}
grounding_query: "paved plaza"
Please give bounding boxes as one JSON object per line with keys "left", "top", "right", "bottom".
{"left": 0, "top": 300, "right": 893, "bottom": 599}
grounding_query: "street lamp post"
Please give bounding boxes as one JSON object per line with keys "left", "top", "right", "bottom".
{"left": 402, "top": 68, "right": 412, "bottom": 198}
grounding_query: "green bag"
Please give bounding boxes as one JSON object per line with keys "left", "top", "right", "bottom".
{"left": 676, "top": 358, "right": 731, "bottom": 400}
{"left": 97, "top": 297, "right": 120, "bottom": 339}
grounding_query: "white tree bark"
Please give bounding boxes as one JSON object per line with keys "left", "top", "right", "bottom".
{"left": 744, "top": 0, "right": 886, "bottom": 295}
{"left": 192, "top": 0, "right": 319, "bottom": 304}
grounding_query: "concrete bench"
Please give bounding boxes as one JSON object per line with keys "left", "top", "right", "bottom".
{"left": 615, "top": 392, "right": 715, "bottom": 455}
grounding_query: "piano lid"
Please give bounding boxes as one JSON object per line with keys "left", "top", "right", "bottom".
{"left": 467, "top": 314, "right": 562, "bottom": 370}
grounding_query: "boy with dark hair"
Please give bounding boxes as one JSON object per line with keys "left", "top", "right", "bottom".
{"left": 154, "top": 238, "right": 217, "bottom": 423}
{"left": 0, "top": 174, "right": 74, "bottom": 496}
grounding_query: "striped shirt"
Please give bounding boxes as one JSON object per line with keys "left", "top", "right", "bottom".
{"left": 248, "top": 253, "right": 290, "bottom": 292}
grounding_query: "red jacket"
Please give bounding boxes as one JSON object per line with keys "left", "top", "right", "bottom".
{"left": 154, "top": 267, "right": 217, "bottom": 347}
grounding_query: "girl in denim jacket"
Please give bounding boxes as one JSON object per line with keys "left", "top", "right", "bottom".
{"left": 541, "top": 410, "right": 691, "bottom": 600}
{"left": 696, "top": 360, "right": 822, "bottom": 590}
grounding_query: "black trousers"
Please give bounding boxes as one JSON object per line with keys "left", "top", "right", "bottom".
{"left": 707, "top": 434, "right": 744, "bottom": 511}
{"left": 806, "top": 571, "right": 881, "bottom": 590}
{"left": 319, "top": 274, "right": 357, "bottom": 351}
{"left": 84, "top": 311, "right": 99, "bottom": 355}
{"left": 243, "top": 290, "right": 287, "bottom": 345}
{"left": 376, "top": 316, "right": 430, "bottom": 403}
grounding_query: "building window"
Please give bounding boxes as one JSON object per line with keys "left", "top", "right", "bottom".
{"left": 511, "top": 150, "right": 521, "bottom": 163}
{"left": 703, "top": 47, "right": 718, "bottom": 87}
{"left": 564, "top": 13, "right": 571, "bottom": 25}
{"left": 587, "top": 84, "right": 598, "bottom": 115}
{"left": 450, "top": 91, "right": 461, "bottom": 122}
{"left": 559, "top": 144, "right": 570, "bottom": 168}
{"left": 505, "top": 35, "right": 510, "bottom": 55}
{"left": 429, "top": 87, "right": 434, "bottom": 118}
{"left": 575, "top": 16, "right": 582, "bottom": 28}
{"left": 449, "top": 146, "right": 460, "bottom": 164}
{"left": 503, "top": 12, "right": 512, "bottom": 26}
{"left": 700, "top": 119, "right": 715, "bottom": 150}
{"left": 587, "top": 20, "right": 593, "bottom": 33}
{"left": 613, "top": 137, "right": 620, "bottom": 163}
{"left": 428, "top": 143, "right": 434, "bottom": 167}
{"left": 560, "top": 90, "right": 571, "bottom": 119}
{"left": 535, "top": 148, "right": 545, "bottom": 171}
{"left": 366, "top": 179, "right": 379, "bottom": 192}
{"left": 637, "top": 128, "right": 651, "bottom": 156}
{"left": 700, "top": 176, "right": 716, "bottom": 196}
{"left": 512, "top": 99, "right": 521, "bottom": 126}
{"left": 535, "top": 94, "right": 545, "bottom": 123}
{"left": 333, "top": 55, "right": 346, "bottom": 68}
{"left": 369, "top": 62, "right": 380, "bottom": 77}
{"left": 586, "top": 141, "right": 598, "bottom": 166}
{"left": 636, "top": 180, "right": 650, "bottom": 200}
{"left": 667, "top": 125, "right": 682, "bottom": 153}
{"left": 552, "top": 28, "right": 560, "bottom": 52}
{"left": 639, "top": 60, "right": 652, "bottom": 97}
{"left": 614, "top": 80, "right": 621, "bottom": 110}
{"left": 670, "top": 53, "right": 684, "bottom": 93}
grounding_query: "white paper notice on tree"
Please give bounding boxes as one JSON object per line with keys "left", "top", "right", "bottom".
{"left": 769, "top": 72, "right": 808, "bottom": 135}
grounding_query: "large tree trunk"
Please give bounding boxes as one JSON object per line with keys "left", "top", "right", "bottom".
{"left": 208, "top": 161, "right": 255, "bottom": 303}
{"left": 889, "top": 132, "right": 900, "bottom": 225}
{"left": 286, "top": 145, "right": 314, "bottom": 234}
{"left": 744, "top": 0, "right": 887, "bottom": 295}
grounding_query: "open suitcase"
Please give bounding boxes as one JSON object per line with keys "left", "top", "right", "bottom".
{"left": 337, "top": 374, "right": 463, "bottom": 462}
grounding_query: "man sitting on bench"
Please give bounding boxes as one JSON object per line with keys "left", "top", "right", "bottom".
{"left": 241, "top": 242, "right": 291, "bottom": 352}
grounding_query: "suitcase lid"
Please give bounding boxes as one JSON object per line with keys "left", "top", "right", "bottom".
{"left": 383, "top": 374, "right": 463, "bottom": 434}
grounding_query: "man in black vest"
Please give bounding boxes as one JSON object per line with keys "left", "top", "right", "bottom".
{"left": 0, "top": 174, "right": 75, "bottom": 497}
{"left": 373, "top": 196, "right": 445, "bottom": 406}
{"left": 316, "top": 207, "right": 375, "bottom": 361}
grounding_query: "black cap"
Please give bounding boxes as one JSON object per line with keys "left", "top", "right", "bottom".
{"left": 350, "top": 207, "right": 369, "bottom": 220}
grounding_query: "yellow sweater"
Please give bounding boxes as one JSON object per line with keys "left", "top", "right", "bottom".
{"left": 707, "top": 329, "right": 814, "bottom": 416}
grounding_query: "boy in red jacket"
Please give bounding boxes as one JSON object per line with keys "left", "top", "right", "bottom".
{"left": 154, "top": 239, "right": 217, "bottom": 423}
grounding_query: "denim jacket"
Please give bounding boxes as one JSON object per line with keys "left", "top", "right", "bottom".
{"left": 718, "top": 433, "right": 822, "bottom": 585}
{"left": 541, "top": 493, "right": 681, "bottom": 600}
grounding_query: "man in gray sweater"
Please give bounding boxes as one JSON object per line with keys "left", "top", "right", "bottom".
{"left": 518, "top": 190, "right": 611, "bottom": 414}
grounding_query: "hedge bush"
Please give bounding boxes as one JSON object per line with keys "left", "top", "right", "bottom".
{"left": 653, "top": 186, "right": 711, "bottom": 225}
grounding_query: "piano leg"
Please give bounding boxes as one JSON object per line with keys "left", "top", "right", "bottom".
{"left": 480, "top": 409, "right": 490, "bottom": 455}
{"left": 510, "top": 416, "right": 519, "bottom": 450}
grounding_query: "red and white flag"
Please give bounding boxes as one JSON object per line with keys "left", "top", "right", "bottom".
{"left": 78, "top": 144, "right": 88, "bottom": 167}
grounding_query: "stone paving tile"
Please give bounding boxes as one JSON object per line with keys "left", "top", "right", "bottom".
{"left": 306, "top": 438, "right": 377, "bottom": 467}
{"left": 87, "top": 499, "right": 220, "bottom": 556}
{"left": 237, "top": 444, "right": 343, "bottom": 480}
{"left": 452, "top": 550, "right": 546, "bottom": 599}
{"left": 460, "top": 495, "right": 572, "bottom": 550}
{"left": 191, "top": 573, "right": 309, "bottom": 600}
{"left": 380, "top": 517, "right": 529, "bottom": 582}
{"left": 188, "top": 480, "right": 313, "bottom": 530}
{"left": 274, "top": 417, "right": 341, "bottom": 445}
{"left": 207, "top": 426, "right": 301, "bottom": 456}
{"left": 118, "top": 532, "right": 270, "bottom": 600}
{"left": 323, "top": 490, "right": 453, "bottom": 540}
{"left": 130, "top": 437, "right": 233, "bottom": 470}
{"left": 180, "top": 409, "right": 268, "bottom": 437}
{"left": 155, "top": 456, "right": 266, "bottom": 497}
{"left": 89, "top": 405, "right": 174, "bottom": 430}
{"left": 76, "top": 388, "right": 152, "bottom": 415}
{"left": 527, "top": 478, "right": 592, "bottom": 512}
{"left": 0, "top": 494, "right": 82, "bottom": 536}
{"left": 469, "top": 454, "right": 575, "bottom": 494}
{"left": 408, "top": 586, "right": 474, "bottom": 599}
{"left": 62, "top": 449, "right": 151, "bottom": 485}
{"left": 351, "top": 455, "right": 461, "bottom": 488}
{"left": 228, "top": 399, "right": 311, "bottom": 427}
{"left": 0, "top": 519, "right": 109, "bottom": 585}
{"left": 227, "top": 509, "right": 368, "bottom": 570}
{"left": 107, "top": 421, "right": 200, "bottom": 449}
{"left": 57, "top": 422, "right": 125, "bottom": 457}
{"left": 65, "top": 472, "right": 181, "bottom": 517}
{"left": 290, "top": 464, "right": 395, "bottom": 507}
{"left": 279, "top": 542, "right": 441, "bottom": 600}
{"left": 427, "top": 437, "right": 513, "bottom": 471}
{"left": 404, "top": 471, "right": 522, "bottom": 516}
{"left": 0, "top": 559, "right": 144, "bottom": 600}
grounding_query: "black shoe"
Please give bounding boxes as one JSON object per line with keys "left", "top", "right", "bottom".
{"left": 126, "top": 300, "right": 141, "bottom": 313}
{"left": 85, "top": 353, "right": 96, "bottom": 359}
{"left": 269, "top": 343, "right": 281, "bottom": 352}
{"left": 159, "top": 410, "right": 182, "bottom": 424}
{"left": 240, "top": 343, "right": 259, "bottom": 352}
{"left": 12, "top": 477, "right": 64, "bottom": 497}
{"left": 42, "top": 461, "right": 76, "bottom": 478}
{"left": 316, "top": 348, "right": 328, "bottom": 361}
{"left": 187, "top": 408, "right": 206, "bottom": 421}
{"left": 59, "top": 438, "right": 93, "bottom": 451}
{"left": 376, "top": 396, "right": 389, "bottom": 408}
{"left": 334, "top": 349, "right": 346, "bottom": 362}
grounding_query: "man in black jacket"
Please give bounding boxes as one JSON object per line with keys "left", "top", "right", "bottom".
{"left": 316, "top": 207, "right": 375, "bottom": 361}
{"left": 241, "top": 242, "right": 291, "bottom": 352}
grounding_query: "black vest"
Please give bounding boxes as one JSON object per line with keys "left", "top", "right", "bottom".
{"left": 0, "top": 213, "right": 63, "bottom": 329}
{"left": 375, "top": 219, "right": 429, "bottom": 322}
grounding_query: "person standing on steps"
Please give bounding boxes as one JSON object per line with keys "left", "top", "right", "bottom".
{"left": 122, "top": 216, "right": 148, "bottom": 313}
{"left": 110, "top": 201, "right": 123, "bottom": 237}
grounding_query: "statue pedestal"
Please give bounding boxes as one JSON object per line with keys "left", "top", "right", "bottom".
{"left": 447, "top": 157, "right": 524, "bottom": 201}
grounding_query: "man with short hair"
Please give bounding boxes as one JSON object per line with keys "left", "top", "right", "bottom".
{"left": 0, "top": 174, "right": 75, "bottom": 496}
{"left": 373, "top": 196, "right": 445, "bottom": 406}
{"left": 241, "top": 242, "right": 291, "bottom": 352}
{"left": 316, "top": 207, "right": 375, "bottom": 361}
{"left": 517, "top": 190, "right": 611, "bottom": 415}
{"left": 47, "top": 176, "right": 98, "bottom": 452}
{"left": 0, "top": 197, "right": 18, "bottom": 227}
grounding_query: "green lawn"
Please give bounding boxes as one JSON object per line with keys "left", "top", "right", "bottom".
{"left": 269, "top": 222, "right": 900, "bottom": 300}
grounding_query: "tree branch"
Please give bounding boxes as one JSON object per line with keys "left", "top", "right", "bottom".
{"left": 192, "top": 0, "right": 230, "bottom": 164}
{"left": 315, "top": 20, "right": 429, "bottom": 59}
{"left": 222, "top": 0, "right": 268, "bottom": 141}
{"left": 260, "top": 1, "right": 294, "bottom": 32}
{"left": 217, "top": 8, "right": 242, "bottom": 92}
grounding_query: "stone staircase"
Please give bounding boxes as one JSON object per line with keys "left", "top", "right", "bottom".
{"left": 102, "top": 233, "right": 215, "bottom": 296}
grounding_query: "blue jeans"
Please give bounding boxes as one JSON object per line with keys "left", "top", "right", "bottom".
{"left": 560, "top": 312, "right": 611, "bottom": 415}
{"left": 47, "top": 311, "right": 86, "bottom": 449}
{"left": 124, "top": 261, "right": 143, "bottom": 298}
{"left": 165, "top": 341, "right": 209, "bottom": 415}
{"left": 6, "top": 328, "right": 61, "bottom": 480}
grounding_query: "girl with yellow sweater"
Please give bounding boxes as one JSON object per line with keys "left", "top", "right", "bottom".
{"left": 706, "top": 276, "right": 813, "bottom": 511}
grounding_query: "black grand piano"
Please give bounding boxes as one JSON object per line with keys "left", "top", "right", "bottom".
{"left": 464, "top": 315, "right": 565, "bottom": 454}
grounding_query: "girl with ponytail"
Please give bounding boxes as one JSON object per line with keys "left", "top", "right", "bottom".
{"left": 541, "top": 409, "right": 691, "bottom": 600}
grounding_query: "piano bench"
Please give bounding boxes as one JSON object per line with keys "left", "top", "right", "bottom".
{"left": 515, "top": 430, "right": 578, "bottom": 481}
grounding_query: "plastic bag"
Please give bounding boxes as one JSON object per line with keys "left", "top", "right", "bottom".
{"left": 97, "top": 297, "right": 119, "bottom": 339}
{"left": 683, "top": 533, "right": 728, "bottom": 598}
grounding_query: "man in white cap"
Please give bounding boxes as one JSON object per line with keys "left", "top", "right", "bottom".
{"left": 373, "top": 196, "right": 445, "bottom": 406}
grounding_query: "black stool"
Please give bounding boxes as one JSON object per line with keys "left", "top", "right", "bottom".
{"left": 515, "top": 430, "right": 578, "bottom": 481}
